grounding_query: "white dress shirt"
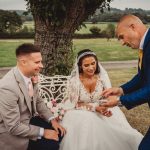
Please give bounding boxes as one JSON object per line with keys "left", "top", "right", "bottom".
{"left": 139, "top": 29, "right": 148, "bottom": 49}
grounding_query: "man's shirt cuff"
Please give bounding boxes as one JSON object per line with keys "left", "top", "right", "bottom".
{"left": 48, "top": 116, "right": 56, "bottom": 122}
{"left": 38, "top": 127, "right": 44, "bottom": 139}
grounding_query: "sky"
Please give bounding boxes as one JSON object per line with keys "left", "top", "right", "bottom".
{"left": 0, "top": 0, "right": 150, "bottom": 10}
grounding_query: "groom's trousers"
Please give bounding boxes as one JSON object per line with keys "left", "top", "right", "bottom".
{"left": 27, "top": 116, "right": 63, "bottom": 150}
{"left": 138, "top": 127, "right": 150, "bottom": 150}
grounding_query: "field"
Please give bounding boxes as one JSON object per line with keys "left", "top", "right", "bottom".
{"left": 73, "top": 38, "right": 138, "bottom": 61}
{"left": 23, "top": 21, "right": 114, "bottom": 34}
{"left": 0, "top": 38, "right": 137, "bottom": 67}
{"left": 23, "top": 21, "right": 35, "bottom": 29}
{"left": 75, "top": 22, "right": 115, "bottom": 34}
{"left": 0, "top": 40, "right": 30, "bottom": 67}
{"left": 23, "top": 21, "right": 150, "bottom": 34}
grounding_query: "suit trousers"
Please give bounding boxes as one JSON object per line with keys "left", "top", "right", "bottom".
{"left": 27, "top": 116, "right": 63, "bottom": 150}
{"left": 138, "top": 127, "right": 150, "bottom": 150}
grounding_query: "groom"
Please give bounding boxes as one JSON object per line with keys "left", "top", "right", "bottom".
{"left": 0, "top": 43, "right": 65, "bottom": 150}
{"left": 101, "top": 14, "right": 150, "bottom": 150}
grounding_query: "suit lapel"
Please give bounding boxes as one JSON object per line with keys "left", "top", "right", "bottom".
{"left": 143, "top": 29, "right": 150, "bottom": 50}
{"left": 13, "top": 67, "right": 32, "bottom": 114}
{"left": 139, "top": 29, "right": 150, "bottom": 72}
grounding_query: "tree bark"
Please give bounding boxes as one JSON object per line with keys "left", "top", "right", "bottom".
{"left": 34, "top": 18, "right": 73, "bottom": 76}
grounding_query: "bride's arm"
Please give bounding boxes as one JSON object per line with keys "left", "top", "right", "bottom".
{"left": 76, "top": 102, "right": 112, "bottom": 117}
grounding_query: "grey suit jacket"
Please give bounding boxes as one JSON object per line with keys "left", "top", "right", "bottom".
{"left": 0, "top": 67, "right": 53, "bottom": 150}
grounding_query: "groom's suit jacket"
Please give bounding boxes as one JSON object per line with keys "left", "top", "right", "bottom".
{"left": 120, "top": 29, "right": 150, "bottom": 109}
{"left": 0, "top": 67, "right": 53, "bottom": 150}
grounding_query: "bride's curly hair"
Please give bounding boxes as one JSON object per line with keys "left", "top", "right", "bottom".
{"left": 77, "top": 49, "right": 100, "bottom": 74}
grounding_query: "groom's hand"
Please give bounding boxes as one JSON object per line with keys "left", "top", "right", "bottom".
{"left": 43, "top": 129, "right": 59, "bottom": 141}
{"left": 51, "top": 119, "right": 66, "bottom": 137}
{"left": 102, "top": 87, "right": 123, "bottom": 97}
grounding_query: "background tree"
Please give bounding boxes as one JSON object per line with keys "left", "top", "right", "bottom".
{"left": 89, "top": 26, "right": 101, "bottom": 35}
{"left": 25, "top": 0, "right": 111, "bottom": 75}
{"left": 105, "top": 23, "right": 115, "bottom": 41}
{"left": 0, "top": 10, "right": 22, "bottom": 33}
{"left": 87, "top": 8, "right": 150, "bottom": 23}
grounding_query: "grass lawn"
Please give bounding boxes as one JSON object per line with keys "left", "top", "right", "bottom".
{"left": 73, "top": 38, "right": 138, "bottom": 61}
{"left": 75, "top": 22, "right": 114, "bottom": 34}
{"left": 22, "top": 21, "right": 113, "bottom": 34}
{"left": 0, "top": 38, "right": 138, "bottom": 67}
{"left": 23, "top": 21, "right": 34, "bottom": 29}
{"left": 0, "top": 39, "right": 33, "bottom": 67}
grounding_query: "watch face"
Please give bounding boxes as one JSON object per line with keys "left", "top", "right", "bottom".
{"left": 117, "top": 96, "right": 120, "bottom": 101}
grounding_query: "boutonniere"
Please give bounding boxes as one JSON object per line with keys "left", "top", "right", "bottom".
{"left": 31, "top": 75, "right": 39, "bottom": 84}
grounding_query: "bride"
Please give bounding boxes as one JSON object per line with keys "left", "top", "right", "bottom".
{"left": 59, "top": 49, "right": 143, "bottom": 150}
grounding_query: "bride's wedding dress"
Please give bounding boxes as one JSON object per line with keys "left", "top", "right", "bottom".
{"left": 59, "top": 78, "right": 143, "bottom": 150}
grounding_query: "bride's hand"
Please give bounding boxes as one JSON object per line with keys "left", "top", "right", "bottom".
{"left": 101, "top": 110, "right": 112, "bottom": 117}
{"left": 95, "top": 106, "right": 112, "bottom": 117}
{"left": 51, "top": 119, "right": 66, "bottom": 137}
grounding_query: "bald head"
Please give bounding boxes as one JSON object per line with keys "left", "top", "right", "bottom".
{"left": 116, "top": 15, "right": 145, "bottom": 35}
{"left": 119, "top": 15, "right": 143, "bottom": 25}
{"left": 115, "top": 14, "right": 147, "bottom": 49}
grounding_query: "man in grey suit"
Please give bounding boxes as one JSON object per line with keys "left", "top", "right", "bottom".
{"left": 0, "top": 43, "right": 66, "bottom": 150}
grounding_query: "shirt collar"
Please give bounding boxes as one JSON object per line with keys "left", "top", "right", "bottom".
{"left": 139, "top": 29, "right": 148, "bottom": 50}
{"left": 17, "top": 67, "right": 31, "bottom": 88}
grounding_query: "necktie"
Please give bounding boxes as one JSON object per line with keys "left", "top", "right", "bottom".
{"left": 28, "top": 81, "right": 34, "bottom": 97}
{"left": 138, "top": 49, "right": 143, "bottom": 69}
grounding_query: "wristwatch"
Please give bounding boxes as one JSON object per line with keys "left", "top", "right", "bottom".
{"left": 117, "top": 96, "right": 123, "bottom": 107}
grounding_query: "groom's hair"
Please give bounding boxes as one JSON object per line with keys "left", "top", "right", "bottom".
{"left": 77, "top": 49, "right": 100, "bottom": 74}
{"left": 16, "top": 43, "right": 40, "bottom": 57}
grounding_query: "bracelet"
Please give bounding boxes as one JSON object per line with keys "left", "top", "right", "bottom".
{"left": 90, "top": 103, "right": 99, "bottom": 112}
{"left": 91, "top": 105, "right": 96, "bottom": 112}
{"left": 75, "top": 103, "right": 98, "bottom": 112}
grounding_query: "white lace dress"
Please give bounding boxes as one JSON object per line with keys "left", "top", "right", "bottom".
{"left": 59, "top": 78, "right": 143, "bottom": 150}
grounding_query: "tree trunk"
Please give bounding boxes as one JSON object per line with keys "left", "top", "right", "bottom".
{"left": 34, "top": 18, "right": 73, "bottom": 76}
